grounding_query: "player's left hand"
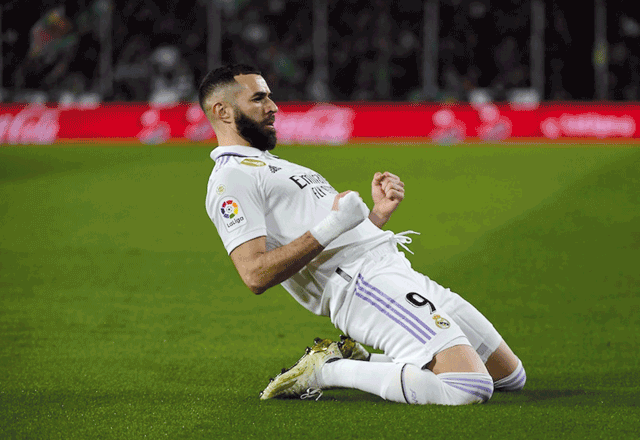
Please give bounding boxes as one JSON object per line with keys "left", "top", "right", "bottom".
{"left": 370, "top": 171, "right": 405, "bottom": 225}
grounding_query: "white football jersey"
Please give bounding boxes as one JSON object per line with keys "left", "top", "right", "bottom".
{"left": 205, "top": 145, "right": 393, "bottom": 315}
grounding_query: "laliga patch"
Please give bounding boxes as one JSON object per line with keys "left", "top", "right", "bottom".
{"left": 220, "top": 197, "right": 247, "bottom": 231}
{"left": 240, "top": 158, "right": 266, "bottom": 167}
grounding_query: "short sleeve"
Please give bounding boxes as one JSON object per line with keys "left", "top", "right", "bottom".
{"left": 206, "top": 166, "right": 267, "bottom": 254}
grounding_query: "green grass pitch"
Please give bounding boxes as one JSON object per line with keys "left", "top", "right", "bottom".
{"left": 1, "top": 143, "right": 639, "bottom": 439}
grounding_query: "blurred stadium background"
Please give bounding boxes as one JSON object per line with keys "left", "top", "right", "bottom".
{"left": 0, "top": 0, "right": 639, "bottom": 104}
{"left": 3, "top": 0, "right": 640, "bottom": 144}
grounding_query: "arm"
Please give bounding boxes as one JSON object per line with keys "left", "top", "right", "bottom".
{"left": 230, "top": 191, "right": 368, "bottom": 295}
{"left": 369, "top": 171, "right": 405, "bottom": 228}
{"left": 230, "top": 233, "right": 323, "bottom": 295}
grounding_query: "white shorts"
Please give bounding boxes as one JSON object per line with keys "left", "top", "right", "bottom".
{"left": 424, "top": 276, "right": 503, "bottom": 363}
{"left": 326, "top": 242, "right": 472, "bottom": 369}
{"left": 324, "top": 240, "right": 504, "bottom": 367}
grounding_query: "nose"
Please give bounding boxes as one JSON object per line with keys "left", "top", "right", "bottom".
{"left": 267, "top": 98, "right": 278, "bottom": 114}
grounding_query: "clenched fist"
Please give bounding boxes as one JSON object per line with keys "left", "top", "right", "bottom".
{"left": 370, "top": 171, "right": 405, "bottom": 228}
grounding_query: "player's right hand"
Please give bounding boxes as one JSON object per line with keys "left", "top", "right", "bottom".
{"left": 332, "top": 190, "right": 355, "bottom": 210}
{"left": 310, "top": 191, "right": 369, "bottom": 247}
{"left": 333, "top": 191, "right": 369, "bottom": 229}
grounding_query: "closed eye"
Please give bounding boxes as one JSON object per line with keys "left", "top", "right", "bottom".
{"left": 252, "top": 92, "right": 274, "bottom": 102}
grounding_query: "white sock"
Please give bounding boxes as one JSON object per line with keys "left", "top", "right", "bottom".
{"left": 321, "top": 359, "right": 493, "bottom": 405}
{"left": 320, "top": 359, "right": 399, "bottom": 396}
{"left": 494, "top": 358, "right": 526, "bottom": 391}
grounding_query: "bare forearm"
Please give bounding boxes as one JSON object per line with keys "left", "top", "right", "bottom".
{"left": 232, "top": 192, "right": 369, "bottom": 294}
{"left": 368, "top": 207, "right": 390, "bottom": 229}
{"left": 249, "top": 232, "right": 324, "bottom": 294}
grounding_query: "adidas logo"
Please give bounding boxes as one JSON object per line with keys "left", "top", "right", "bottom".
{"left": 268, "top": 165, "right": 281, "bottom": 173}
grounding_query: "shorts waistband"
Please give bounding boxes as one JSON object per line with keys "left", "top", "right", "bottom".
{"left": 365, "top": 240, "right": 398, "bottom": 261}
{"left": 364, "top": 230, "right": 420, "bottom": 260}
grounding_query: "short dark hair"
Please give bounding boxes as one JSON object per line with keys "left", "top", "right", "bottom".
{"left": 198, "top": 64, "right": 262, "bottom": 113}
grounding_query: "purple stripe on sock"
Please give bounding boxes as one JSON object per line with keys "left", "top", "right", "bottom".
{"left": 356, "top": 275, "right": 436, "bottom": 337}
{"left": 496, "top": 366, "right": 526, "bottom": 390}
{"left": 512, "top": 376, "right": 526, "bottom": 389}
{"left": 354, "top": 290, "right": 427, "bottom": 344}
{"left": 442, "top": 376, "right": 494, "bottom": 387}
{"left": 510, "top": 369, "right": 527, "bottom": 388}
{"left": 355, "top": 283, "right": 433, "bottom": 342}
{"left": 441, "top": 380, "right": 493, "bottom": 395}
{"left": 443, "top": 382, "right": 491, "bottom": 401}
{"left": 508, "top": 368, "right": 525, "bottom": 384}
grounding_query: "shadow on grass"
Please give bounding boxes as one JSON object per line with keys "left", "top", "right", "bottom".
{"left": 321, "top": 388, "right": 618, "bottom": 408}
{"left": 490, "top": 388, "right": 588, "bottom": 406}
{"left": 314, "top": 389, "right": 385, "bottom": 403}
{"left": 265, "top": 388, "right": 601, "bottom": 408}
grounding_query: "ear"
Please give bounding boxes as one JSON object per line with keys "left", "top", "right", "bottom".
{"left": 213, "top": 102, "right": 234, "bottom": 124}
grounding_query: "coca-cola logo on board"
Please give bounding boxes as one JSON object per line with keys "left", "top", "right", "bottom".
{"left": 274, "top": 104, "right": 355, "bottom": 144}
{"left": 0, "top": 105, "right": 60, "bottom": 144}
{"left": 180, "top": 104, "right": 355, "bottom": 144}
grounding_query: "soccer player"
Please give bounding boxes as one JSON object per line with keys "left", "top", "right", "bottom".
{"left": 200, "top": 64, "right": 526, "bottom": 405}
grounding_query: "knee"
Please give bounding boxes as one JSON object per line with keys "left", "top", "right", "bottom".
{"left": 434, "top": 372, "right": 494, "bottom": 405}
{"left": 400, "top": 365, "right": 494, "bottom": 406}
{"left": 494, "top": 358, "right": 526, "bottom": 392}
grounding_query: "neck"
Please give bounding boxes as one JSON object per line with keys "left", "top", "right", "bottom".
{"left": 212, "top": 124, "right": 250, "bottom": 147}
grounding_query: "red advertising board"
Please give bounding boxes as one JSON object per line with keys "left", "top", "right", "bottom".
{"left": 1, "top": 102, "right": 639, "bottom": 145}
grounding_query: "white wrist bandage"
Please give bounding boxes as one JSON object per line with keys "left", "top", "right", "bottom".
{"left": 310, "top": 192, "right": 370, "bottom": 247}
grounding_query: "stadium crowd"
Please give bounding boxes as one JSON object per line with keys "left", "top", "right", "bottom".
{"left": 1, "top": 0, "right": 640, "bottom": 102}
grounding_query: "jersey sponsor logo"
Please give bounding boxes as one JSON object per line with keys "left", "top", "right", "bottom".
{"left": 268, "top": 165, "right": 281, "bottom": 173}
{"left": 240, "top": 158, "right": 266, "bottom": 167}
{"left": 289, "top": 173, "right": 329, "bottom": 188}
{"left": 289, "top": 173, "right": 337, "bottom": 199}
{"left": 432, "top": 314, "right": 450, "bottom": 329}
{"left": 220, "top": 197, "right": 246, "bottom": 231}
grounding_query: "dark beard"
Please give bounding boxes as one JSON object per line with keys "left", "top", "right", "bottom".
{"left": 234, "top": 110, "right": 277, "bottom": 151}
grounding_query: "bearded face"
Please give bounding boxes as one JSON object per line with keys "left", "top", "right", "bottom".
{"left": 234, "top": 107, "right": 277, "bottom": 151}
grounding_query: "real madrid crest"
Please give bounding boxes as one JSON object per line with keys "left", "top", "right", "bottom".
{"left": 432, "top": 314, "right": 450, "bottom": 329}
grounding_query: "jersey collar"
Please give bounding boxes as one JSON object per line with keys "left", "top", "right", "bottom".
{"left": 210, "top": 145, "right": 262, "bottom": 162}
{"left": 211, "top": 145, "right": 278, "bottom": 161}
